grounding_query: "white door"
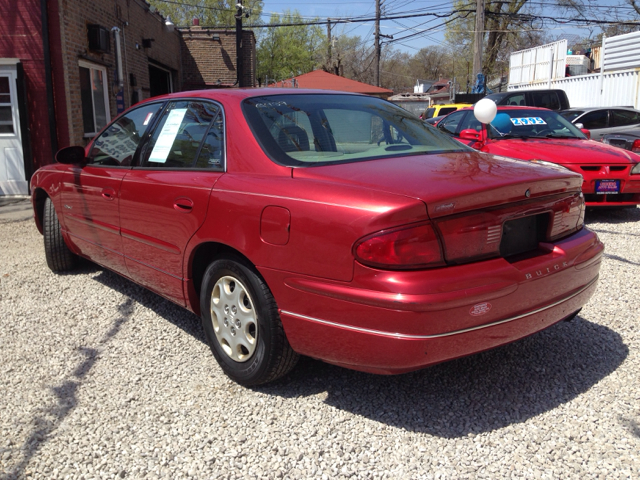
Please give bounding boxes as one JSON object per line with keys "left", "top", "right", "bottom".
{"left": 0, "top": 65, "right": 26, "bottom": 195}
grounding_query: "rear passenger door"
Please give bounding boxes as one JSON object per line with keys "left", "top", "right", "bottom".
{"left": 119, "top": 100, "right": 225, "bottom": 305}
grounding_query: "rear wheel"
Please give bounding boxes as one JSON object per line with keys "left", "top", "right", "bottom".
{"left": 200, "top": 257, "right": 298, "bottom": 386}
{"left": 43, "top": 197, "right": 77, "bottom": 272}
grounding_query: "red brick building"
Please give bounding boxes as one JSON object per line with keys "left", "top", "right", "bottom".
{"left": 0, "top": 0, "right": 255, "bottom": 196}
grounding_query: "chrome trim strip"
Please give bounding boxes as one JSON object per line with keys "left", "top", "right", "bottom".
{"left": 281, "top": 276, "right": 598, "bottom": 340}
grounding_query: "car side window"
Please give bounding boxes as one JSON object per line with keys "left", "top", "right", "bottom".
{"left": 457, "top": 111, "right": 482, "bottom": 132}
{"left": 580, "top": 110, "right": 609, "bottom": 129}
{"left": 531, "top": 91, "right": 560, "bottom": 110}
{"left": 437, "top": 111, "right": 466, "bottom": 135}
{"left": 438, "top": 107, "right": 457, "bottom": 116}
{"left": 504, "top": 94, "right": 525, "bottom": 106}
{"left": 611, "top": 109, "right": 640, "bottom": 127}
{"left": 88, "top": 103, "right": 163, "bottom": 166}
{"left": 141, "top": 100, "right": 223, "bottom": 169}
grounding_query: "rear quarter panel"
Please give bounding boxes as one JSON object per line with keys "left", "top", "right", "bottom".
{"left": 185, "top": 173, "right": 428, "bottom": 282}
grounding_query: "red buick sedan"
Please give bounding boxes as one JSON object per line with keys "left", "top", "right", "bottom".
{"left": 31, "top": 89, "right": 603, "bottom": 385}
{"left": 436, "top": 106, "right": 640, "bottom": 207}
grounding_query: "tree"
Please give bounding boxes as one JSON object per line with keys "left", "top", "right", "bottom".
{"left": 256, "top": 11, "right": 324, "bottom": 84}
{"left": 445, "top": 0, "right": 546, "bottom": 80}
{"left": 148, "top": 0, "right": 263, "bottom": 27}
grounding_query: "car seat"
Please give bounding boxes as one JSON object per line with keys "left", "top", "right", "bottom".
{"left": 278, "top": 125, "right": 310, "bottom": 152}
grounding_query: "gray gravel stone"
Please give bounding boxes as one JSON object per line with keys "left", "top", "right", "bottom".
{"left": 1, "top": 208, "right": 639, "bottom": 479}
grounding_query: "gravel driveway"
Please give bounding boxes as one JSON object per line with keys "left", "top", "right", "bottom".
{"left": 1, "top": 208, "right": 638, "bottom": 479}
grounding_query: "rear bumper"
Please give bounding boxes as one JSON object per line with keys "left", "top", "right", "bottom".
{"left": 279, "top": 277, "right": 596, "bottom": 374}
{"left": 260, "top": 227, "right": 603, "bottom": 374}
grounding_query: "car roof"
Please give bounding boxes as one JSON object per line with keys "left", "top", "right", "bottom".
{"left": 561, "top": 106, "right": 639, "bottom": 112}
{"left": 458, "top": 105, "right": 551, "bottom": 112}
{"left": 146, "top": 87, "right": 367, "bottom": 103}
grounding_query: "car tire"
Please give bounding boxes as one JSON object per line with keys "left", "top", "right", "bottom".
{"left": 43, "top": 197, "right": 78, "bottom": 272}
{"left": 200, "top": 257, "right": 299, "bottom": 386}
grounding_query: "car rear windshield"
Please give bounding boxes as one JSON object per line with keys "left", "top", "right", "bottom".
{"left": 242, "top": 94, "right": 469, "bottom": 167}
{"left": 488, "top": 108, "right": 587, "bottom": 140}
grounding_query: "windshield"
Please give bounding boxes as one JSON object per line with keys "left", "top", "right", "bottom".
{"left": 488, "top": 109, "right": 587, "bottom": 140}
{"left": 242, "top": 94, "right": 470, "bottom": 167}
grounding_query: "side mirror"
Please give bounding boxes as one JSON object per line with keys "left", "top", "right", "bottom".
{"left": 459, "top": 129, "right": 482, "bottom": 141}
{"left": 580, "top": 128, "right": 591, "bottom": 140}
{"left": 55, "top": 146, "right": 87, "bottom": 165}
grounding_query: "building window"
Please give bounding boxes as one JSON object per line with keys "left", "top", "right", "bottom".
{"left": 79, "top": 61, "right": 110, "bottom": 136}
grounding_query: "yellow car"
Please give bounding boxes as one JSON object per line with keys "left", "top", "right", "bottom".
{"left": 420, "top": 103, "right": 471, "bottom": 120}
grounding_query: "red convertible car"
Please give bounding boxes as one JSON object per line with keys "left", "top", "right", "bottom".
{"left": 31, "top": 89, "right": 603, "bottom": 385}
{"left": 436, "top": 105, "right": 640, "bottom": 207}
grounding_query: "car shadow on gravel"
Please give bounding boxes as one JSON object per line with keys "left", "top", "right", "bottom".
{"left": 259, "top": 316, "right": 628, "bottom": 439}
{"left": 88, "top": 267, "right": 205, "bottom": 342}
{"left": 61, "top": 266, "right": 628, "bottom": 441}
{"left": 2, "top": 298, "right": 136, "bottom": 480}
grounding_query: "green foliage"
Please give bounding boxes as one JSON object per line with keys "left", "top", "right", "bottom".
{"left": 256, "top": 11, "right": 323, "bottom": 83}
{"left": 148, "top": 0, "right": 263, "bottom": 28}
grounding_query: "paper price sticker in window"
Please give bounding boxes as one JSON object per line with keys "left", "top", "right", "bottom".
{"left": 510, "top": 117, "right": 547, "bottom": 126}
{"left": 148, "top": 108, "right": 188, "bottom": 163}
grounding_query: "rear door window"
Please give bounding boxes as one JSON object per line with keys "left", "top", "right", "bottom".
{"left": 611, "top": 109, "right": 640, "bottom": 127}
{"left": 141, "top": 100, "right": 223, "bottom": 169}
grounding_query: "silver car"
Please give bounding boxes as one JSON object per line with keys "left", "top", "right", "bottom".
{"left": 560, "top": 106, "right": 640, "bottom": 141}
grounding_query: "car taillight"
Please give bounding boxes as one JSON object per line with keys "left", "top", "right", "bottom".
{"left": 434, "top": 212, "right": 502, "bottom": 262}
{"left": 632, "top": 139, "right": 640, "bottom": 153}
{"left": 354, "top": 222, "right": 444, "bottom": 269}
{"left": 549, "top": 193, "right": 585, "bottom": 240}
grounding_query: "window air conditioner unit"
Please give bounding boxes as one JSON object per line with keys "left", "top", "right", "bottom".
{"left": 87, "top": 25, "right": 111, "bottom": 53}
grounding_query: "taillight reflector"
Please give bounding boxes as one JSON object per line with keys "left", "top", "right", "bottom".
{"left": 354, "top": 223, "right": 444, "bottom": 269}
{"left": 632, "top": 139, "right": 640, "bottom": 153}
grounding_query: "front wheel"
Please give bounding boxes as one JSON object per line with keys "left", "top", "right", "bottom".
{"left": 43, "top": 197, "right": 78, "bottom": 272}
{"left": 200, "top": 257, "right": 298, "bottom": 386}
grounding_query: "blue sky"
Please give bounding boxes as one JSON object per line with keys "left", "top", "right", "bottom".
{"left": 255, "top": 0, "right": 639, "bottom": 54}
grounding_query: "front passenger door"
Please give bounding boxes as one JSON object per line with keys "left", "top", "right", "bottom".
{"left": 60, "top": 102, "right": 164, "bottom": 275}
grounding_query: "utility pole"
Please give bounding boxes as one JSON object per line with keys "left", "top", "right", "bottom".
{"left": 374, "top": 0, "right": 380, "bottom": 87}
{"left": 472, "top": 0, "right": 484, "bottom": 78}
{"left": 236, "top": 0, "right": 244, "bottom": 87}
{"left": 327, "top": 18, "right": 332, "bottom": 72}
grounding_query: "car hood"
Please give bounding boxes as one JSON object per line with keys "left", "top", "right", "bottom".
{"left": 292, "top": 151, "right": 582, "bottom": 219}
{"left": 485, "top": 137, "right": 640, "bottom": 164}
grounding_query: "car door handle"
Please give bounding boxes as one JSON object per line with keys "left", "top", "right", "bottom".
{"left": 101, "top": 187, "right": 116, "bottom": 200}
{"left": 174, "top": 197, "right": 194, "bottom": 212}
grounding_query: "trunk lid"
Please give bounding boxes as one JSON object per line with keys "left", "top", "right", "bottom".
{"left": 293, "top": 150, "right": 583, "bottom": 219}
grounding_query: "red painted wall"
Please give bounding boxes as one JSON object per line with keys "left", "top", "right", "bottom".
{"left": 0, "top": 0, "right": 64, "bottom": 171}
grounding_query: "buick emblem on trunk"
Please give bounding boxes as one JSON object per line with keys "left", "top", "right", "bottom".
{"left": 525, "top": 189, "right": 531, "bottom": 198}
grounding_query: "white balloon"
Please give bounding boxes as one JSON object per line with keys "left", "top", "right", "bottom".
{"left": 474, "top": 98, "right": 498, "bottom": 124}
